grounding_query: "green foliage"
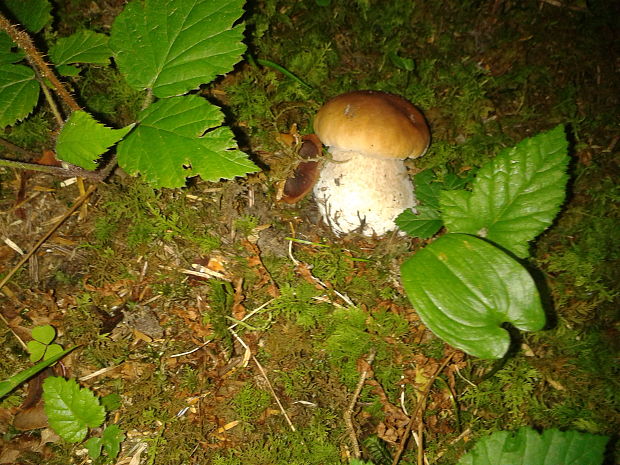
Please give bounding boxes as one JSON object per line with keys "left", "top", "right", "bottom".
{"left": 401, "top": 128, "right": 570, "bottom": 358}
{"left": 0, "top": 64, "right": 38, "bottom": 127}
{"left": 110, "top": 0, "right": 245, "bottom": 98}
{"left": 49, "top": 30, "right": 112, "bottom": 76}
{"left": 441, "top": 125, "right": 569, "bottom": 258}
{"left": 42, "top": 376, "right": 106, "bottom": 443}
{"left": 56, "top": 110, "right": 134, "bottom": 169}
{"left": 0, "top": 346, "right": 75, "bottom": 398}
{"left": 3, "top": 0, "right": 52, "bottom": 33}
{"left": 1, "top": 0, "right": 257, "bottom": 187}
{"left": 232, "top": 383, "right": 271, "bottom": 424}
{"left": 401, "top": 234, "right": 545, "bottom": 359}
{"left": 27, "top": 324, "right": 64, "bottom": 362}
{"left": 117, "top": 95, "right": 256, "bottom": 187}
{"left": 43, "top": 376, "right": 124, "bottom": 461}
{"left": 457, "top": 427, "right": 609, "bottom": 465}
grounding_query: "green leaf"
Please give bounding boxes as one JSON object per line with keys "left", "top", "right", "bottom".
{"left": 85, "top": 437, "right": 103, "bottom": 459}
{"left": 457, "top": 427, "right": 609, "bottom": 465}
{"left": 116, "top": 95, "right": 258, "bottom": 187}
{"left": 49, "top": 30, "right": 112, "bottom": 66}
{"left": 395, "top": 206, "right": 443, "bottom": 239}
{"left": 0, "top": 64, "right": 39, "bottom": 127}
{"left": 32, "top": 324, "right": 56, "bottom": 345}
{"left": 44, "top": 344, "right": 64, "bottom": 361}
{"left": 0, "top": 346, "right": 76, "bottom": 398}
{"left": 56, "top": 111, "right": 134, "bottom": 170}
{"left": 400, "top": 233, "right": 545, "bottom": 359}
{"left": 110, "top": 0, "right": 246, "bottom": 98}
{"left": 440, "top": 126, "right": 569, "bottom": 257}
{"left": 414, "top": 170, "right": 443, "bottom": 210}
{"left": 3, "top": 0, "right": 52, "bottom": 33}
{"left": 43, "top": 377, "right": 106, "bottom": 443}
{"left": 100, "top": 393, "right": 122, "bottom": 412}
{"left": 102, "top": 424, "right": 125, "bottom": 459}
{"left": 27, "top": 340, "right": 47, "bottom": 362}
{"left": 0, "top": 32, "right": 25, "bottom": 64}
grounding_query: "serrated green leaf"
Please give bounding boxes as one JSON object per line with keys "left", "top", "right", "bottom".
{"left": 110, "top": 0, "right": 246, "bottom": 98}
{"left": 3, "top": 0, "right": 52, "bottom": 33}
{"left": 43, "top": 376, "right": 106, "bottom": 443}
{"left": 414, "top": 170, "right": 443, "bottom": 210}
{"left": 117, "top": 95, "right": 258, "bottom": 187}
{"left": 0, "top": 64, "right": 39, "bottom": 127}
{"left": 32, "top": 324, "right": 56, "bottom": 345}
{"left": 102, "top": 424, "right": 125, "bottom": 458}
{"left": 56, "top": 111, "right": 134, "bottom": 170}
{"left": 0, "top": 32, "right": 25, "bottom": 64}
{"left": 400, "top": 233, "right": 545, "bottom": 359}
{"left": 440, "top": 126, "right": 569, "bottom": 257}
{"left": 49, "top": 30, "right": 112, "bottom": 66}
{"left": 457, "top": 427, "right": 609, "bottom": 465}
{"left": 27, "top": 340, "right": 46, "bottom": 362}
{"left": 395, "top": 206, "right": 443, "bottom": 239}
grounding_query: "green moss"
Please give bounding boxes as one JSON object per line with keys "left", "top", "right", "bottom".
{"left": 232, "top": 383, "right": 272, "bottom": 425}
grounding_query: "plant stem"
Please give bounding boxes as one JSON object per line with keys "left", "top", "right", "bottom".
{"left": 0, "top": 13, "right": 81, "bottom": 113}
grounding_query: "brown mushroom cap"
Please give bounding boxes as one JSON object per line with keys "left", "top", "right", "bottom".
{"left": 313, "top": 90, "right": 430, "bottom": 159}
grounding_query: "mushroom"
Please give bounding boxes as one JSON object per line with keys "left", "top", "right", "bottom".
{"left": 312, "top": 90, "right": 430, "bottom": 236}
{"left": 281, "top": 134, "right": 322, "bottom": 204}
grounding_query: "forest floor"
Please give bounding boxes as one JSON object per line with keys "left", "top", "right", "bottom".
{"left": 0, "top": 0, "right": 618, "bottom": 464}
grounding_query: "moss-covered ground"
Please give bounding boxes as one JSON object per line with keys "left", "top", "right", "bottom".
{"left": 0, "top": 0, "right": 618, "bottom": 464}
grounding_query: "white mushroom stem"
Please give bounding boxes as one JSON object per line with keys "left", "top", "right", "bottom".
{"left": 313, "top": 148, "right": 416, "bottom": 236}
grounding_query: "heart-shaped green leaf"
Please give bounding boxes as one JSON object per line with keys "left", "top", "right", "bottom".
{"left": 31, "top": 324, "right": 56, "bottom": 345}
{"left": 110, "top": 0, "right": 246, "bottom": 98}
{"left": 401, "top": 233, "right": 545, "bottom": 359}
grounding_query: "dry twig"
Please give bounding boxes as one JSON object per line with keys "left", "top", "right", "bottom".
{"left": 392, "top": 351, "right": 457, "bottom": 465}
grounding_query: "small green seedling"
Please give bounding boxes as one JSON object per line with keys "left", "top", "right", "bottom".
{"left": 26, "top": 324, "right": 64, "bottom": 362}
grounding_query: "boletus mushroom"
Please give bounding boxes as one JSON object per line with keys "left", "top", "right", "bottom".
{"left": 312, "top": 90, "right": 430, "bottom": 236}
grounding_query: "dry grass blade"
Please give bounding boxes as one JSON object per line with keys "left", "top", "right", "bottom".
{"left": 345, "top": 348, "right": 377, "bottom": 458}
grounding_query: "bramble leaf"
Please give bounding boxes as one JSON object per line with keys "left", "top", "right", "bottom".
{"left": 42, "top": 377, "right": 105, "bottom": 443}
{"left": 440, "top": 125, "right": 569, "bottom": 257}
{"left": 0, "top": 32, "right": 25, "bottom": 64}
{"left": 110, "top": 0, "right": 246, "bottom": 98}
{"left": 395, "top": 206, "right": 442, "bottom": 239}
{"left": 116, "top": 95, "right": 258, "bottom": 187}
{"left": 400, "top": 233, "right": 545, "bottom": 359}
{"left": 3, "top": 0, "right": 52, "bottom": 33}
{"left": 457, "top": 427, "right": 609, "bottom": 465}
{"left": 102, "top": 424, "right": 125, "bottom": 459}
{"left": 0, "top": 64, "right": 39, "bottom": 127}
{"left": 49, "top": 30, "right": 112, "bottom": 66}
{"left": 56, "top": 111, "right": 134, "bottom": 170}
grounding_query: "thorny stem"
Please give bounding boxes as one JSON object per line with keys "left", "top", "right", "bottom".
{"left": 0, "top": 13, "right": 81, "bottom": 113}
